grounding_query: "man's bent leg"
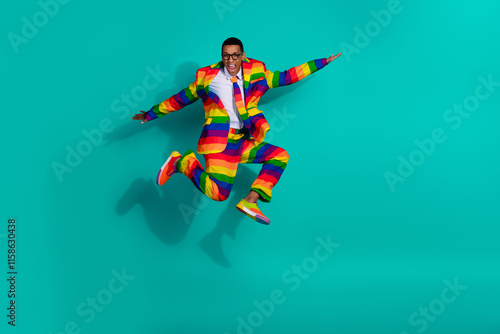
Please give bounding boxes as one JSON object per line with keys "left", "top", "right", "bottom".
{"left": 239, "top": 141, "right": 289, "bottom": 203}
{"left": 176, "top": 132, "right": 244, "bottom": 201}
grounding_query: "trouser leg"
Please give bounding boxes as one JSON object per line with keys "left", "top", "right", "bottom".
{"left": 176, "top": 134, "right": 244, "bottom": 201}
{"left": 239, "top": 140, "right": 289, "bottom": 203}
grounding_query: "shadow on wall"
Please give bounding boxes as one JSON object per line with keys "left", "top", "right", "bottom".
{"left": 115, "top": 164, "right": 261, "bottom": 269}
{"left": 198, "top": 165, "right": 259, "bottom": 268}
{"left": 116, "top": 177, "right": 194, "bottom": 244}
{"left": 102, "top": 61, "right": 203, "bottom": 153}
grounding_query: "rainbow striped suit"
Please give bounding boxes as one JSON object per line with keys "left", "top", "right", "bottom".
{"left": 145, "top": 57, "right": 329, "bottom": 202}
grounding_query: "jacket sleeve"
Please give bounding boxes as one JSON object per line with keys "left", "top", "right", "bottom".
{"left": 264, "top": 58, "right": 328, "bottom": 89}
{"left": 145, "top": 72, "right": 200, "bottom": 121}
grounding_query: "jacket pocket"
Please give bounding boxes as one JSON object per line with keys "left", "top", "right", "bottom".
{"left": 247, "top": 107, "right": 261, "bottom": 117}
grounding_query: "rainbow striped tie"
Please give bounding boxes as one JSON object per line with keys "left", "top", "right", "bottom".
{"left": 231, "top": 76, "right": 246, "bottom": 116}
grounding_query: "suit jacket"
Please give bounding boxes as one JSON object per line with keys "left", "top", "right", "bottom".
{"left": 145, "top": 57, "right": 329, "bottom": 154}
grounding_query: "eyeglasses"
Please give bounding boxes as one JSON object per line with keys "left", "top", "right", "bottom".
{"left": 222, "top": 52, "right": 243, "bottom": 60}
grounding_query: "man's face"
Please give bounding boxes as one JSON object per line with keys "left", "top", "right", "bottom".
{"left": 222, "top": 45, "right": 245, "bottom": 77}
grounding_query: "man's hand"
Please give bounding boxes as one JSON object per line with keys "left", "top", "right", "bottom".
{"left": 326, "top": 52, "right": 342, "bottom": 64}
{"left": 132, "top": 111, "right": 148, "bottom": 124}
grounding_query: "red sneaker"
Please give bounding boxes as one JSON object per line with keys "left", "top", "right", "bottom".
{"left": 236, "top": 199, "right": 271, "bottom": 225}
{"left": 156, "top": 151, "right": 181, "bottom": 186}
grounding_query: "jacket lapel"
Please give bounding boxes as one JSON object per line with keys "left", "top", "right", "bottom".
{"left": 242, "top": 57, "right": 251, "bottom": 104}
{"left": 203, "top": 58, "right": 251, "bottom": 112}
{"left": 204, "top": 61, "right": 225, "bottom": 110}
{"left": 205, "top": 61, "right": 223, "bottom": 90}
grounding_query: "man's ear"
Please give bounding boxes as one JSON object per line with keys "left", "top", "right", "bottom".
{"left": 242, "top": 51, "right": 246, "bottom": 59}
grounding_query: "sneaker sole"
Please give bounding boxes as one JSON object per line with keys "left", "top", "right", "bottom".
{"left": 236, "top": 205, "right": 270, "bottom": 225}
{"left": 156, "top": 153, "right": 179, "bottom": 186}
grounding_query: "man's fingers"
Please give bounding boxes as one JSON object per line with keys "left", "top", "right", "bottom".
{"left": 132, "top": 113, "right": 146, "bottom": 119}
{"left": 326, "top": 52, "right": 342, "bottom": 63}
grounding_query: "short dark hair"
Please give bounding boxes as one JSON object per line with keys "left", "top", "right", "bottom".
{"left": 222, "top": 37, "right": 244, "bottom": 53}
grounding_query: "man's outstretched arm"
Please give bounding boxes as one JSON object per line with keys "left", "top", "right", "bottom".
{"left": 264, "top": 52, "right": 341, "bottom": 89}
{"left": 132, "top": 73, "right": 200, "bottom": 124}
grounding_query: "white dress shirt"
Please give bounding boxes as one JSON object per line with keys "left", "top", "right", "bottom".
{"left": 209, "top": 65, "right": 245, "bottom": 129}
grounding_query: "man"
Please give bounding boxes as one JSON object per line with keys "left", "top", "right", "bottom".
{"left": 133, "top": 37, "right": 341, "bottom": 225}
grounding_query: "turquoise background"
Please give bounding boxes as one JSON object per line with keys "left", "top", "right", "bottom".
{"left": 1, "top": 0, "right": 499, "bottom": 333}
